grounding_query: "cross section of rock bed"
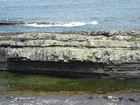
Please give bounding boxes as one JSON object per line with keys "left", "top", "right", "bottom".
{"left": 0, "top": 30, "right": 140, "bottom": 79}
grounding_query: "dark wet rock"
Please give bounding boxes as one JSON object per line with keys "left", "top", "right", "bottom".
{"left": 27, "top": 21, "right": 57, "bottom": 25}
{"left": 119, "top": 96, "right": 123, "bottom": 101}
{"left": 0, "top": 20, "right": 24, "bottom": 25}
{"left": 103, "top": 95, "right": 108, "bottom": 99}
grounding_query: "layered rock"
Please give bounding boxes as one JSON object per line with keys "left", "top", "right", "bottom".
{"left": 0, "top": 30, "right": 140, "bottom": 78}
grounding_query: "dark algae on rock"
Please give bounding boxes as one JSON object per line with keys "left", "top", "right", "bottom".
{"left": 0, "top": 71, "right": 140, "bottom": 94}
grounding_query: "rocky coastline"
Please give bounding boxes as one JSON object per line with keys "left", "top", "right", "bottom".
{"left": 0, "top": 29, "right": 140, "bottom": 79}
{"left": 0, "top": 20, "right": 24, "bottom": 25}
{"left": 0, "top": 20, "right": 62, "bottom": 26}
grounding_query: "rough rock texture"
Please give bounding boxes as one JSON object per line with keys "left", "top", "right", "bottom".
{"left": 0, "top": 30, "right": 140, "bottom": 78}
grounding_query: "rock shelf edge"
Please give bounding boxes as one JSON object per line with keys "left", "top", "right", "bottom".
{"left": 0, "top": 29, "right": 140, "bottom": 79}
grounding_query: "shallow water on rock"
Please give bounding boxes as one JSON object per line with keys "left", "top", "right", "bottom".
{"left": 0, "top": 71, "right": 140, "bottom": 94}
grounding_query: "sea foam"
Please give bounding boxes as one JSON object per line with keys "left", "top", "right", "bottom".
{"left": 25, "top": 21, "right": 98, "bottom": 27}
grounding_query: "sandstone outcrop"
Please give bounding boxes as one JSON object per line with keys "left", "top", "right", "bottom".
{"left": 0, "top": 30, "right": 140, "bottom": 78}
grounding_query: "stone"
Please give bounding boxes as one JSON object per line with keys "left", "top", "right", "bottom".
{"left": 0, "top": 20, "right": 24, "bottom": 25}
{"left": 129, "top": 96, "right": 140, "bottom": 103}
{"left": 0, "top": 29, "right": 140, "bottom": 78}
{"left": 95, "top": 50, "right": 102, "bottom": 59}
{"left": 27, "top": 22, "right": 57, "bottom": 25}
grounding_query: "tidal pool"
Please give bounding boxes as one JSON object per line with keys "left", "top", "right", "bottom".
{"left": 0, "top": 71, "right": 140, "bottom": 94}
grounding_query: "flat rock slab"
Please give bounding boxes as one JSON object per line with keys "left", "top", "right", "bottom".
{"left": 0, "top": 94, "right": 139, "bottom": 105}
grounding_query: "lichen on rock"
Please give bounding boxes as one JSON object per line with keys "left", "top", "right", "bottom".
{"left": 0, "top": 29, "right": 140, "bottom": 78}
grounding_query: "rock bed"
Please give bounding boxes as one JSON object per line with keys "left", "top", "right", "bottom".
{"left": 0, "top": 94, "right": 140, "bottom": 105}
{"left": 0, "top": 29, "right": 140, "bottom": 78}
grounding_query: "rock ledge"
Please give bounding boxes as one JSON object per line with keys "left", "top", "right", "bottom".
{"left": 0, "top": 30, "right": 140, "bottom": 78}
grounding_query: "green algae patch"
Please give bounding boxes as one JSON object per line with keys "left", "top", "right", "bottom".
{"left": 0, "top": 71, "right": 140, "bottom": 94}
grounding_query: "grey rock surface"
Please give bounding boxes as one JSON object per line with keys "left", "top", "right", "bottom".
{"left": 0, "top": 30, "right": 140, "bottom": 78}
{"left": 0, "top": 94, "right": 139, "bottom": 105}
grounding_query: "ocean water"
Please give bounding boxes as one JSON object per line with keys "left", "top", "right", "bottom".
{"left": 0, "top": 0, "right": 140, "bottom": 32}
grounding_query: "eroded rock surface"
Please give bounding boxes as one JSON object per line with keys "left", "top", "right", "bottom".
{"left": 0, "top": 30, "right": 140, "bottom": 78}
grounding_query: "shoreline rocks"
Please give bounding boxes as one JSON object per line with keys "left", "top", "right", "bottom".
{"left": 0, "top": 20, "right": 24, "bottom": 25}
{"left": 0, "top": 20, "right": 57, "bottom": 26}
{"left": 0, "top": 29, "right": 140, "bottom": 78}
{"left": 27, "top": 22, "right": 57, "bottom": 25}
{"left": 0, "top": 20, "right": 72, "bottom": 26}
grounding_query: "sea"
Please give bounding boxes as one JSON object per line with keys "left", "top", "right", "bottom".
{"left": 0, "top": 0, "right": 140, "bottom": 33}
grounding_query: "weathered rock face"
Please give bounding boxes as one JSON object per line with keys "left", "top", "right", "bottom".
{"left": 0, "top": 30, "right": 140, "bottom": 78}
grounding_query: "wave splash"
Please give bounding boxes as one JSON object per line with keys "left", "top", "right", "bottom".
{"left": 25, "top": 21, "right": 98, "bottom": 27}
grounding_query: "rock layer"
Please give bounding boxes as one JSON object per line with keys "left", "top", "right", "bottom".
{"left": 0, "top": 30, "right": 140, "bottom": 78}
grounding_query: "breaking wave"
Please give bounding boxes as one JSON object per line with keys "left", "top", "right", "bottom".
{"left": 25, "top": 21, "right": 98, "bottom": 27}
